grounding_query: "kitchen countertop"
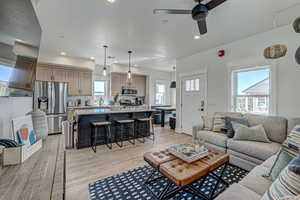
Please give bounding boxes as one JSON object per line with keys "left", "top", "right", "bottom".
{"left": 67, "top": 105, "right": 111, "bottom": 110}
{"left": 75, "top": 108, "right": 154, "bottom": 116}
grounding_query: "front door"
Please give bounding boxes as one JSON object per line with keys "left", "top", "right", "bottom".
{"left": 181, "top": 74, "right": 206, "bottom": 135}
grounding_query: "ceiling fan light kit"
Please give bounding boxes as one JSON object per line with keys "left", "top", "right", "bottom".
{"left": 153, "top": 0, "right": 227, "bottom": 35}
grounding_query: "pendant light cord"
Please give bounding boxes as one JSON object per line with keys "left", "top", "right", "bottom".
{"left": 103, "top": 45, "right": 108, "bottom": 69}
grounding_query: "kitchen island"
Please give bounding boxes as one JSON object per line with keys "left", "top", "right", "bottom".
{"left": 75, "top": 108, "right": 154, "bottom": 149}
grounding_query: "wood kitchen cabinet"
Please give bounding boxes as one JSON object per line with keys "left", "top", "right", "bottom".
{"left": 36, "top": 63, "right": 93, "bottom": 96}
{"left": 79, "top": 72, "right": 93, "bottom": 96}
{"left": 110, "top": 72, "right": 146, "bottom": 96}
{"left": 36, "top": 66, "right": 53, "bottom": 81}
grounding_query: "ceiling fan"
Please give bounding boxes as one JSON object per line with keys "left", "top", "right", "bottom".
{"left": 154, "top": 0, "right": 227, "bottom": 35}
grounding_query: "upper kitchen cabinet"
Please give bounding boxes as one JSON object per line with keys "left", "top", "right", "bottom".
{"left": 36, "top": 64, "right": 93, "bottom": 96}
{"left": 78, "top": 71, "right": 92, "bottom": 96}
{"left": 111, "top": 72, "right": 146, "bottom": 97}
{"left": 36, "top": 65, "right": 53, "bottom": 81}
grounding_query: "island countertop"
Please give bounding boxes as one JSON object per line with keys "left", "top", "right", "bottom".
{"left": 75, "top": 108, "right": 155, "bottom": 116}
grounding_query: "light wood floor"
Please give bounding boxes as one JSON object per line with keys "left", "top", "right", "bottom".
{"left": 65, "top": 127, "right": 192, "bottom": 200}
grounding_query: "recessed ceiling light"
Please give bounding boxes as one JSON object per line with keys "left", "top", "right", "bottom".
{"left": 60, "top": 52, "right": 66, "bottom": 56}
{"left": 114, "top": 61, "right": 119, "bottom": 63}
{"left": 134, "top": 64, "right": 138, "bottom": 67}
{"left": 106, "top": 0, "right": 115, "bottom": 3}
{"left": 194, "top": 35, "right": 201, "bottom": 40}
{"left": 90, "top": 56, "right": 95, "bottom": 60}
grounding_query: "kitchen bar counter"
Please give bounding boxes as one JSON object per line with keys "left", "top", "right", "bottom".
{"left": 75, "top": 109, "right": 153, "bottom": 149}
{"left": 75, "top": 108, "right": 155, "bottom": 116}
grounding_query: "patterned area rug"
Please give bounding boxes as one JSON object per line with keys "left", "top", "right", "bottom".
{"left": 89, "top": 164, "right": 248, "bottom": 200}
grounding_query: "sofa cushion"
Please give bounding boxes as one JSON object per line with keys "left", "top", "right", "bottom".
{"left": 215, "top": 183, "right": 261, "bottom": 200}
{"left": 212, "top": 112, "right": 243, "bottom": 133}
{"left": 227, "top": 139, "right": 281, "bottom": 161}
{"left": 240, "top": 165, "right": 273, "bottom": 196}
{"left": 202, "top": 116, "right": 214, "bottom": 131}
{"left": 196, "top": 130, "right": 228, "bottom": 148}
{"left": 213, "top": 114, "right": 226, "bottom": 132}
{"left": 225, "top": 116, "right": 249, "bottom": 138}
{"left": 245, "top": 114, "right": 287, "bottom": 143}
{"left": 232, "top": 123, "right": 271, "bottom": 143}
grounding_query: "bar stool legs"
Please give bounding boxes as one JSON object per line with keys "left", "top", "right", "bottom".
{"left": 91, "top": 126, "right": 97, "bottom": 153}
{"left": 115, "top": 123, "right": 124, "bottom": 148}
{"left": 115, "top": 120, "right": 135, "bottom": 147}
{"left": 90, "top": 121, "right": 113, "bottom": 153}
{"left": 105, "top": 125, "right": 113, "bottom": 150}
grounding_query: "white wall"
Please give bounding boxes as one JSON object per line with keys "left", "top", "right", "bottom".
{"left": 176, "top": 24, "right": 300, "bottom": 131}
{"left": 0, "top": 97, "right": 32, "bottom": 139}
{"left": 110, "top": 64, "right": 173, "bottom": 105}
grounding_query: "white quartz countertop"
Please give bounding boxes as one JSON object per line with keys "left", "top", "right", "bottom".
{"left": 75, "top": 108, "right": 154, "bottom": 116}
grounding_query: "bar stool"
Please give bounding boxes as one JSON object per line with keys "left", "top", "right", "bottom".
{"left": 136, "top": 117, "right": 155, "bottom": 143}
{"left": 90, "top": 121, "right": 112, "bottom": 153}
{"left": 115, "top": 119, "right": 135, "bottom": 148}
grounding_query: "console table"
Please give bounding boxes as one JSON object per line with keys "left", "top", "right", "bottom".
{"left": 0, "top": 135, "right": 65, "bottom": 200}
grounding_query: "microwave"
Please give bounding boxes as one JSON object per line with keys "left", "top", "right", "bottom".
{"left": 122, "top": 88, "right": 138, "bottom": 95}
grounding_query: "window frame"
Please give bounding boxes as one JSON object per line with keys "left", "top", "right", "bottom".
{"left": 229, "top": 65, "right": 276, "bottom": 115}
{"left": 155, "top": 83, "right": 167, "bottom": 105}
{"left": 93, "top": 80, "right": 106, "bottom": 97}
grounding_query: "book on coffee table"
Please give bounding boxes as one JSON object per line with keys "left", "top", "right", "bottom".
{"left": 167, "top": 144, "right": 209, "bottom": 163}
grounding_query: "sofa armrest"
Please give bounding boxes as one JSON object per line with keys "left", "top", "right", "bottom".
{"left": 192, "top": 125, "right": 204, "bottom": 139}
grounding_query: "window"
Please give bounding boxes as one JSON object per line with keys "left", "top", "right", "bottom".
{"left": 0, "top": 64, "right": 13, "bottom": 83}
{"left": 185, "top": 79, "right": 200, "bottom": 92}
{"left": 155, "top": 83, "right": 166, "bottom": 105}
{"left": 94, "top": 81, "right": 106, "bottom": 96}
{"left": 232, "top": 67, "right": 270, "bottom": 115}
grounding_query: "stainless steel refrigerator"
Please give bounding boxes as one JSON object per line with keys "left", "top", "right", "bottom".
{"left": 33, "top": 81, "right": 68, "bottom": 134}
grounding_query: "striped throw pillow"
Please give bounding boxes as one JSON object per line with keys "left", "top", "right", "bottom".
{"left": 212, "top": 114, "right": 226, "bottom": 132}
{"left": 262, "top": 156, "right": 300, "bottom": 200}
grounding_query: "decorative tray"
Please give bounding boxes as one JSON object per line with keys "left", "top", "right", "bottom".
{"left": 167, "top": 144, "right": 209, "bottom": 163}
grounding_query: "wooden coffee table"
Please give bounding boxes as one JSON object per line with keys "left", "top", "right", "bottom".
{"left": 144, "top": 148, "right": 229, "bottom": 200}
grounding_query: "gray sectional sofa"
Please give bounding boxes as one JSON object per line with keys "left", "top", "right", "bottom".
{"left": 193, "top": 112, "right": 300, "bottom": 170}
{"left": 216, "top": 154, "right": 276, "bottom": 200}
{"left": 193, "top": 112, "right": 300, "bottom": 199}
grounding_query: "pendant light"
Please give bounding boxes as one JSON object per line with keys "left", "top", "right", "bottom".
{"left": 127, "top": 50, "right": 132, "bottom": 80}
{"left": 103, "top": 45, "right": 108, "bottom": 76}
{"left": 170, "top": 66, "right": 176, "bottom": 88}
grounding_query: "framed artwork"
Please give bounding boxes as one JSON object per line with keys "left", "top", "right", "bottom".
{"left": 12, "top": 116, "right": 37, "bottom": 148}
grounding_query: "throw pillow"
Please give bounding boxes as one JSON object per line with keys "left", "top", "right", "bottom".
{"left": 262, "top": 156, "right": 300, "bottom": 200}
{"left": 212, "top": 114, "right": 226, "bottom": 133}
{"left": 263, "top": 148, "right": 296, "bottom": 181}
{"left": 225, "top": 116, "right": 249, "bottom": 138}
{"left": 232, "top": 122, "right": 271, "bottom": 143}
{"left": 202, "top": 116, "right": 214, "bottom": 131}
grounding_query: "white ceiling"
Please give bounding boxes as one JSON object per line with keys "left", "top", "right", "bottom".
{"left": 33, "top": 0, "right": 300, "bottom": 71}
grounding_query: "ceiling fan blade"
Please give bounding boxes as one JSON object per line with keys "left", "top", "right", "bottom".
{"left": 206, "top": 0, "right": 226, "bottom": 10}
{"left": 153, "top": 9, "right": 192, "bottom": 15}
{"left": 197, "top": 20, "right": 207, "bottom": 35}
